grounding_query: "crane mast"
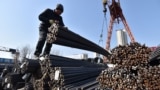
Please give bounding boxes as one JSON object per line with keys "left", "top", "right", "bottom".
{"left": 102, "top": 0, "right": 136, "bottom": 50}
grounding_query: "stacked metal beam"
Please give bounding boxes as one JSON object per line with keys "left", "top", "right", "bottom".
{"left": 2, "top": 73, "right": 25, "bottom": 89}
{"left": 20, "top": 59, "right": 40, "bottom": 74}
{"left": 97, "top": 42, "right": 160, "bottom": 90}
{"left": 0, "top": 63, "right": 25, "bottom": 90}
{"left": 18, "top": 55, "right": 106, "bottom": 90}
{"left": 47, "top": 23, "right": 111, "bottom": 57}
{"left": 47, "top": 67, "right": 102, "bottom": 90}
{"left": 48, "top": 55, "right": 105, "bottom": 67}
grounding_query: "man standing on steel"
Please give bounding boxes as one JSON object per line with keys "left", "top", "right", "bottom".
{"left": 34, "top": 3, "right": 65, "bottom": 58}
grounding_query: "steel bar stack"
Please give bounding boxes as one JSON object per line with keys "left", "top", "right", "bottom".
{"left": 47, "top": 23, "right": 111, "bottom": 57}
{"left": 19, "top": 55, "right": 106, "bottom": 90}
{"left": 47, "top": 67, "right": 103, "bottom": 90}
{"left": 49, "top": 55, "right": 105, "bottom": 67}
{"left": 97, "top": 42, "right": 160, "bottom": 90}
{"left": 2, "top": 73, "right": 25, "bottom": 90}
{"left": 0, "top": 63, "right": 25, "bottom": 90}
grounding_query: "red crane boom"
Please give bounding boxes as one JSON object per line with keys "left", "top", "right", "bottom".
{"left": 103, "top": 0, "right": 136, "bottom": 50}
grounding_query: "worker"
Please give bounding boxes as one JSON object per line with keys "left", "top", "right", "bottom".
{"left": 34, "top": 3, "right": 65, "bottom": 58}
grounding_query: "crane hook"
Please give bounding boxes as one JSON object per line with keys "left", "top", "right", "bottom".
{"left": 102, "top": 0, "right": 108, "bottom": 14}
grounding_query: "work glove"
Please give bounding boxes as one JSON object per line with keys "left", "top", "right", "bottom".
{"left": 49, "top": 19, "right": 54, "bottom": 24}
{"left": 49, "top": 20, "right": 59, "bottom": 24}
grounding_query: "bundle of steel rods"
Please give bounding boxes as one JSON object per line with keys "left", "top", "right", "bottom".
{"left": 47, "top": 67, "right": 103, "bottom": 90}
{"left": 47, "top": 23, "right": 111, "bottom": 57}
{"left": 18, "top": 55, "right": 106, "bottom": 90}
{"left": 97, "top": 42, "right": 160, "bottom": 90}
{"left": 0, "top": 63, "right": 25, "bottom": 90}
{"left": 20, "top": 59, "right": 40, "bottom": 74}
{"left": 49, "top": 55, "right": 105, "bottom": 67}
{"left": 2, "top": 73, "right": 25, "bottom": 90}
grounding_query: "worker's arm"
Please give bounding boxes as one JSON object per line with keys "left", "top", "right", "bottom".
{"left": 39, "top": 9, "right": 50, "bottom": 23}
{"left": 59, "top": 16, "right": 65, "bottom": 27}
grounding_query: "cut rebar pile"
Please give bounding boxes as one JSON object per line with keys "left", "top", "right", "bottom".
{"left": 97, "top": 65, "right": 160, "bottom": 90}
{"left": 97, "top": 42, "right": 160, "bottom": 89}
{"left": 109, "top": 42, "right": 152, "bottom": 68}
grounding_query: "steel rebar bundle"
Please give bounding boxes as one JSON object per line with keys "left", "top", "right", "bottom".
{"left": 50, "top": 67, "right": 102, "bottom": 90}
{"left": 2, "top": 73, "right": 25, "bottom": 90}
{"left": 20, "top": 59, "right": 40, "bottom": 74}
{"left": 47, "top": 23, "right": 111, "bottom": 57}
{"left": 49, "top": 55, "right": 105, "bottom": 67}
{"left": 17, "top": 54, "right": 106, "bottom": 90}
{"left": 0, "top": 62, "right": 27, "bottom": 90}
{"left": 97, "top": 42, "right": 160, "bottom": 90}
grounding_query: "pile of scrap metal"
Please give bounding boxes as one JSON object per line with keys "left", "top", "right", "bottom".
{"left": 97, "top": 42, "right": 160, "bottom": 90}
{"left": 0, "top": 23, "right": 111, "bottom": 90}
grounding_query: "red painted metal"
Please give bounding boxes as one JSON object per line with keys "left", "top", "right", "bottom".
{"left": 104, "top": 0, "right": 136, "bottom": 50}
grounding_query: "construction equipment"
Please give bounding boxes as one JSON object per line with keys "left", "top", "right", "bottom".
{"left": 102, "top": 0, "right": 136, "bottom": 50}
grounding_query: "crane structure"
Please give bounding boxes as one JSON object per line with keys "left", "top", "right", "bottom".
{"left": 102, "top": 0, "right": 136, "bottom": 50}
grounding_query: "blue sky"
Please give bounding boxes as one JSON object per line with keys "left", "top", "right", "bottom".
{"left": 0, "top": 0, "right": 160, "bottom": 57}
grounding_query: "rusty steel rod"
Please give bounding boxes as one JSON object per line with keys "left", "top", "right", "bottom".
{"left": 20, "top": 59, "right": 40, "bottom": 74}
{"left": 47, "top": 23, "right": 111, "bottom": 57}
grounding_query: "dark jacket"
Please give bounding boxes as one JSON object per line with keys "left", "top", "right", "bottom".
{"left": 39, "top": 8, "right": 64, "bottom": 30}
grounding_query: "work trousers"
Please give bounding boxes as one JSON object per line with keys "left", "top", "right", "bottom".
{"left": 34, "top": 28, "right": 52, "bottom": 56}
